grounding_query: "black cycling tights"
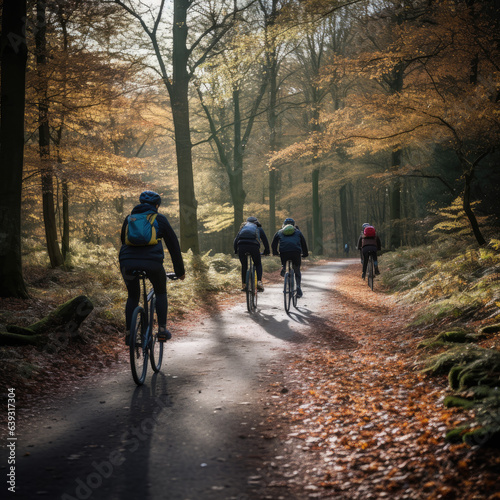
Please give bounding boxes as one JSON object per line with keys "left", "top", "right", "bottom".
{"left": 121, "top": 260, "right": 167, "bottom": 329}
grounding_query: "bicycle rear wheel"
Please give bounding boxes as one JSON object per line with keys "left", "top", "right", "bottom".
{"left": 130, "top": 306, "right": 148, "bottom": 385}
{"left": 367, "top": 255, "right": 375, "bottom": 291}
{"left": 284, "top": 272, "right": 292, "bottom": 312}
{"left": 149, "top": 296, "right": 163, "bottom": 373}
{"left": 251, "top": 266, "right": 258, "bottom": 311}
{"left": 246, "top": 268, "right": 253, "bottom": 312}
{"left": 291, "top": 271, "right": 298, "bottom": 308}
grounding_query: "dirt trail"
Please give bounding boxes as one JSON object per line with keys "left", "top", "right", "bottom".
{"left": 4, "top": 260, "right": 498, "bottom": 500}
{"left": 5, "top": 260, "right": 350, "bottom": 500}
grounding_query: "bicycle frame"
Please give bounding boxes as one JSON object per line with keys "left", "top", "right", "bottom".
{"left": 283, "top": 259, "right": 297, "bottom": 312}
{"left": 129, "top": 271, "right": 176, "bottom": 385}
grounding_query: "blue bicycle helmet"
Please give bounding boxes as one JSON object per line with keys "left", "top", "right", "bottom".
{"left": 362, "top": 222, "right": 371, "bottom": 229}
{"left": 247, "top": 216, "right": 258, "bottom": 224}
{"left": 139, "top": 190, "right": 162, "bottom": 207}
{"left": 283, "top": 217, "right": 295, "bottom": 227}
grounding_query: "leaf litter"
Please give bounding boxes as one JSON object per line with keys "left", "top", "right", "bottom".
{"left": 256, "top": 264, "right": 500, "bottom": 499}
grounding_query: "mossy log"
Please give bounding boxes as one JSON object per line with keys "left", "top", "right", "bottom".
{"left": 0, "top": 295, "right": 93, "bottom": 347}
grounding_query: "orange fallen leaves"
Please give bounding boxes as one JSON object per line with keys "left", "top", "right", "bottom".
{"left": 263, "top": 264, "right": 499, "bottom": 499}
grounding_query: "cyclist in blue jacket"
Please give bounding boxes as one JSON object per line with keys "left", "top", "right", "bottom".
{"left": 271, "top": 218, "right": 309, "bottom": 298}
{"left": 234, "top": 216, "right": 270, "bottom": 292}
{"left": 119, "top": 191, "right": 185, "bottom": 344}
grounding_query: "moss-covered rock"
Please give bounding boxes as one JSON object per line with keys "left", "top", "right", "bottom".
{"left": 448, "top": 365, "right": 466, "bottom": 390}
{"left": 423, "top": 345, "right": 492, "bottom": 376}
{"left": 443, "top": 395, "right": 474, "bottom": 409}
{"left": 479, "top": 323, "right": 500, "bottom": 335}
{"left": 463, "top": 426, "right": 500, "bottom": 447}
{"left": 445, "top": 426, "right": 470, "bottom": 443}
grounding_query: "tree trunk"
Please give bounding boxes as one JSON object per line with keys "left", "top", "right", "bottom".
{"left": 463, "top": 169, "right": 486, "bottom": 246}
{"left": 390, "top": 149, "right": 402, "bottom": 249}
{"left": 232, "top": 87, "right": 246, "bottom": 233}
{"left": 269, "top": 168, "right": 277, "bottom": 235}
{"left": 62, "top": 180, "right": 70, "bottom": 259}
{"left": 312, "top": 167, "right": 323, "bottom": 254}
{"left": 171, "top": 0, "right": 199, "bottom": 253}
{"left": 340, "top": 184, "right": 349, "bottom": 249}
{"left": 0, "top": 0, "right": 29, "bottom": 298}
{"left": 36, "top": 0, "right": 64, "bottom": 268}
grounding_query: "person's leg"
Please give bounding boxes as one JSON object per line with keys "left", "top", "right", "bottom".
{"left": 145, "top": 263, "right": 167, "bottom": 327}
{"left": 362, "top": 248, "right": 369, "bottom": 277}
{"left": 373, "top": 252, "right": 380, "bottom": 274}
{"left": 238, "top": 247, "right": 249, "bottom": 286}
{"left": 291, "top": 253, "right": 303, "bottom": 297}
{"left": 252, "top": 248, "right": 263, "bottom": 281}
{"left": 280, "top": 254, "right": 287, "bottom": 277}
{"left": 121, "top": 267, "right": 140, "bottom": 330}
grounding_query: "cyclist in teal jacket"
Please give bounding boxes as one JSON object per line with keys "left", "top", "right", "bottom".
{"left": 119, "top": 191, "right": 185, "bottom": 344}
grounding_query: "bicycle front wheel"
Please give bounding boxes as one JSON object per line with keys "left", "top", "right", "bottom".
{"left": 149, "top": 296, "right": 163, "bottom": 373}
{"left": 130, "top": 306, "right": 148, "bottom": 385}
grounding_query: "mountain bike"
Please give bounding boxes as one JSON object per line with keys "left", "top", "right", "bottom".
{"left": 129, "top": 270, "right": 177, "bottom": 385}
{"left": 366, "top": 252, "right": 375, "bottom": 291}
{"left": 245, "top": 252, "right": 258, "bottom": 313}
{"left": 283, "top": 259, "right": 298, "bottom": 313}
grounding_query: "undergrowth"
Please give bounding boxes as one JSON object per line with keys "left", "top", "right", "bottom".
{"left": 382, "top": 237, "right": 500, "bottom": 447}
{"left": 20, "top": 239, "right": 282, "bottom": 328}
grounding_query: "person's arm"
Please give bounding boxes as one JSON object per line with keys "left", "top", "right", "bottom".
{"left": 376, "top": 236, "right": 382, "bottom": 251}
{"left": 260, "top": 229, "right": 270, "bottom": 255}
{"left": 158, "top": 216, "right": 185, "bottom": 278}
{"left": 356, "top": 236, "right": 362, "bottom": 250}
{"left": 299, "top": 232, "right": 309, "bottom": 257}
{"left": 271, "top": 233, "right": 279, "bottom": 255}
{"left": 233, "top": 233, "right": 240, "bottom": 254}
{"left": 120, "top": 217, "right": 128, "bottom": 245}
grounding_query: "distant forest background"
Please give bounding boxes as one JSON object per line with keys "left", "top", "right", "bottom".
{"left": 1, "top": 0, "right": 499, "bottom": 275}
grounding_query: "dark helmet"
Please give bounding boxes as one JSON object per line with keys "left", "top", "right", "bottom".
{"left": 140, "top": 190, "right": 161, "bottom": 206}
{"left": 283, "top": 217, "right": 295, "bottom": 227}
{"left": 246, "top": 216, "right": 258, "bottom": 224}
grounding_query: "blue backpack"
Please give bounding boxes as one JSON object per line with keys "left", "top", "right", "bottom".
{"left": 125, "top": 212, "right": 160, "bottom": 246}
{"left": 239, "top": 222, "right": 260, "bottom": 242}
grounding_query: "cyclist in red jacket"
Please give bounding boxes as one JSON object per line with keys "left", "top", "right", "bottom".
{"left": 357, "top": 225, "right": 381, "bottom": 279}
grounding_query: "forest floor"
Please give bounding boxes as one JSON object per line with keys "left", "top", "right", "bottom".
{"left": 1, "top": 261, "right": 500, "bottom": 499}
{"left": 256, "top": 264, "right": 500, "bottom": 499}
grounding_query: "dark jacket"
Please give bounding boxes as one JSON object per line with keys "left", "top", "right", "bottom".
{"left": 357, "top": 234, "right": 382, "bottom": 251}
{"left": 271, "top": 227, "right": 309, "bottom": 256}
{"left": 119, "top": 203, "right": 185, "bottom": 277}
{"left": 233, "top": 222, "right": 270, "bottom": 254}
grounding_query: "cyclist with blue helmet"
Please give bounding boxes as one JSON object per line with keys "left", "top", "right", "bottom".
{"left": 234, "top": 216, "right": 270, "bottom": 292}
{"left": 119, "top": 191, "right": 185, "bottom": 344}
{"left": 271, "top": 218, "right": 309, "bottom": 298}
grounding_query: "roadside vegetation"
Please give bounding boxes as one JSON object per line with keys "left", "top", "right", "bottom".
{"left": 382, "top": 234, "right": 500, "bottom": 447}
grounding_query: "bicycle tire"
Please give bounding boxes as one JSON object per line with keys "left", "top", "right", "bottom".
{"left": 130, "top": 306, "right": 148, "bottom": 385}
{"left": 149, "top": 296, "right": 163, "bottom": 373}
{"left": 251, "top": 266, "right": 258, "bottom": 311}
{"left": 284, "top": 272, "right": 292, "bottom": 312}
{"left": 368, "top": 255, "right": 374, "bottom": 291}
{"left": 291, "top": 271, "right": 298, "bottom": 308}
{"left": 246, "top": 268, "right": 253, "bottom": 312}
